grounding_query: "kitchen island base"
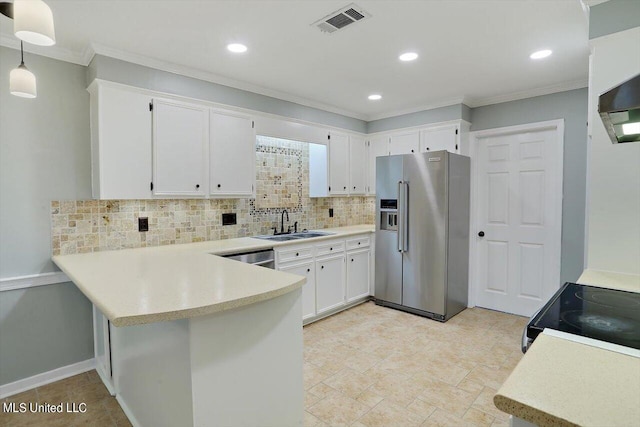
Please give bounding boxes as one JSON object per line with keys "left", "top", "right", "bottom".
{"left": 109, "top": 289, "right": 303, "bottom": 427}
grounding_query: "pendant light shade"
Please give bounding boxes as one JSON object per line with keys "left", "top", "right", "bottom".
{"left": 10, "top": 64, "right": 37, "bottom": 98}
{"left": 13, "top": 0, "right": 56, "bottom": 46}
{"left": 10, "top": 42, "right": 37, "bottom": 98}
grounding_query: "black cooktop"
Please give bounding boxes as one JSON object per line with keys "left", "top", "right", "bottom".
{"left": 527, "top": 282, "right": 640, "bottom": 349}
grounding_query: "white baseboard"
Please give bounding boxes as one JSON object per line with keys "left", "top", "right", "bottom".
{"left": 0, "top": 358, "right": 95, "bottom": 399}
{"left": 116, "top": 394, "right": 142, "bottom": 427}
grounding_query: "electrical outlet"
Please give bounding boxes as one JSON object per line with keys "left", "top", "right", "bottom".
{"left": 329, "top": 208, "right": 334, "bottom": 218}
{"left": 222, "top": 213, "right": 237, "bottom": 226}
{"left": 138, "top": 217, "right": 149, "bottom": 232}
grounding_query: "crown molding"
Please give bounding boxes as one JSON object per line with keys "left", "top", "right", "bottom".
{"left": 465, "top": 78, "right": 589, "bottom": 108}
{"left": 581, "top": 0, "right": 609, "bottom": 6}
{"left": 366, "top": 96, "right": 467, "bottom": 122}
{"left": 89, "top": 43, "right": 368, "bottom": 121}
{"left": 0, "top": 33, "right": 89, "bottom": 65}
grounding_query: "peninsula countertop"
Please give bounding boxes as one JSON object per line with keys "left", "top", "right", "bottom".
{"left": 494, "top": 270, "right": 640, "bottom": 426}
{"left": 52, "top": 224, "right": 374, "bottom": 327}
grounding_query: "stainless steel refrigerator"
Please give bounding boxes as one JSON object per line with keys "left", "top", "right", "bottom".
{"left": 374, "top": 151, "right": 470, "bottom": 321}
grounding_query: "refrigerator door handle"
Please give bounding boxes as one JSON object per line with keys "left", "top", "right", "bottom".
{"left": 403, "top": 182, "right": 409, "bottom": 252}
{"left": 397, "top": 181, "right": 404, "bottom": 252}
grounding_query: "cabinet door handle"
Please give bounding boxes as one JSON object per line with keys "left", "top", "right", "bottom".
{"left": 306, "top": 268, "right": 310, "bottom": 273}
{"left": 411, "top": 149, "right": 414, "bottom": 153}
{"left": 353, "top": 186, "right": 356, "bottom": 190}
{"left": 358, "top": 242, "right": 361, "bottom": 245}
{"left": 196, "top": 184, "right": 200, "bottom": 189}
{"left": 321, "top": 265, "right": 324, "bottom": 270}
{"left": 296, "top": 252, "right": 299, "bottom": 256}
{"left": 351, "top": 258, "right": 354, "bottom": 262}
{"left": 343, "top": 186, "right": 347, "bottom": 190}
{"left": 217, "top": 184, "right": 221, "bottom": 188}
{"left": 330, "top": 247, "right": 333, "bottom": 251}
{"left": 426, "top": 147, "right": 430, "bottom": 151}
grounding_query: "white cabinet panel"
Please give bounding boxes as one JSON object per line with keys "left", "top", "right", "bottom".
{"left": 278, "top": 261, "right": 316, "bottom": 320}
{"left": 346, "top": 249, "right": 370, "bottom": 302}
{"left": 420, "top": 125, "right": 459, "bottom": 153}
{"left": 349, "top": 136, "right": 367, "bottom": 195}
{"left": 90, "top": 84, "right": 152, "bottom": 199}
{"left": 316, "top": 255, "right": 346, "bottom": 314}
{"left": 329, "top": 132, "right": 349, "bottom": 195}
{"left": 93, "top": 305, "right": 115, "bottom": 394}
{"left": 309, "top": 143, "right": 329, "bottom": 198}
{"left": 367, "top": 135, "right": 389, "bottom": 195}
{"left": 389, "top": 131, "right": 419, "bottom": 155}
{"left": 152, "top": 99, "right": 208, "bottom": 197}
{"left": 210, "top": 111, "right": 255, "bottom": 197}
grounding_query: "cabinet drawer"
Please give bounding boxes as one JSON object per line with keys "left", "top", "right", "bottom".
{"left": 346, "top": 235, "right": 370, "bottom": 250}
{"left": 315, "top": 240, "right": 345, "bottom": 257}
{"left": 277, "top": 246, "right": 313, "bottom": 264}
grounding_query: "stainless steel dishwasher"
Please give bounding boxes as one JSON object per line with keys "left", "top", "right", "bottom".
{"left": 222, "top": 249, "right": 275, "bottom": 269}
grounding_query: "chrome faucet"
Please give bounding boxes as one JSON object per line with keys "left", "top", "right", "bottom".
{"left": 280, "top": 209, "right": 289, "bottom": 234}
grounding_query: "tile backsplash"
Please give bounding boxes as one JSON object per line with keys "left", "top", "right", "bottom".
{"left": 52, "top": 136, "right": 374, "bottom": 256}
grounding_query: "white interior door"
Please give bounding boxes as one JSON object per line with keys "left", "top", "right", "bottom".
{"left": 474, "top": 125, "right": 563, "bottom": 317}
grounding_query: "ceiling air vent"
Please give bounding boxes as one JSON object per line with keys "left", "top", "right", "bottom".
{"left": 312, "top": 3, "right": 371, "bottom": 34}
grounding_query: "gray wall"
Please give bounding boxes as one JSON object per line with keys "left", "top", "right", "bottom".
{"left": 0, "top": 283, "right": 94, "bottom": 385}
{"left": 366, "top": 103, "right": 470, "bottom": 133}
{"left": 0, "top": 46, "right": 94, "bottom": 385}
{"left": 471, "top": 88, "right": 589, "bottom": 285}
{"left": 89, "top": 55, "right": 367, "bottom": 134}
{"left": 589, "top": 0, "right": 640, "bottom": 39}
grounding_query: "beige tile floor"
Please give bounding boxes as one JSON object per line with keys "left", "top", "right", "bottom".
{"left": 1, "top": 302, "right": 526, "bottom": 427}
{"left": 304, "top": 302, "right": 527, "bottom": 427}
{"left": 0, "top": 370, "right": 131, "bottom": 427}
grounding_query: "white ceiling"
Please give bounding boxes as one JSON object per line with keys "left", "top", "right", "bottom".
{"left": 0, "top": 0, "right": 590, "bottom": 121}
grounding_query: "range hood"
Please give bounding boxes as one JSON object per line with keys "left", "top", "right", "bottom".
{"left": 598, "top": 73, "right": 640, "bottom": 144}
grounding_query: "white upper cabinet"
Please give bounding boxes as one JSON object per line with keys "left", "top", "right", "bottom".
{"left": 349, "top": 136, "right": 367, "bottom": 195}
{"left": 420, "top": 125, "right": 459, "bottom": 153}
{"left": 209, "top": 111, "right": 256, "bottom": 197}
{"left": 367, "top": 135, "right": 389, "bottom": 195}
{"left": 152, "top": 99, "right": 209, "bottom": 197}
{"left": 389, "top": 130, "right": 420, "bottom": 155}
{"left": 329, "top": 132, "right": 349, "bottom": 195}
{"left": 89, "top": 83, "right": 152, "bottom": 200}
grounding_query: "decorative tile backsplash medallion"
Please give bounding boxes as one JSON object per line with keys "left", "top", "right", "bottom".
{"left": 253, "top": 136, "right": 307, "bottom": 211}
{"left": 51, "top": 137, "right": 374, "bottom": 255}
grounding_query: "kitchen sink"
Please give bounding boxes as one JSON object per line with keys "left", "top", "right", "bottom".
{"left": 252, "top": 231, "right": 334, "bottom": 242}
{"left": 290, "top": 231, "right": 334, "bottom": 238}
{"left": 254, "top": 235, "right": 301, "bottom": 242}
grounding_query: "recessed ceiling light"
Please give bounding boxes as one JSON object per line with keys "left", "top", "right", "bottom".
{"left": 530, "top": 49, "right": 552, "bottom": 60}
{"left": 399, "top": 52, "right": 418, "bottom": 62}
{"left": 368, "top": 94, "right": 382, "bottom": 101}
{"left": 227, "top": 43, "right": 247, "bottom": 53}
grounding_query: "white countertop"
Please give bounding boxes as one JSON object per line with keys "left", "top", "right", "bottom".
{"left": 577, "top": 268, "right": 640, "bottom": 292}
{"left": 52, "top": 225, "right": 374, "bottom": 327}
{"left": 494, "top": 269, "right": 640, "bottom": 426}
{"left": 494, "top": 332, "right": 640, "bottom": 427}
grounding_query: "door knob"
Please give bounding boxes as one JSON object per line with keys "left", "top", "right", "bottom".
{"left": 478, "top": 231, "right": 485, "bottom": 237}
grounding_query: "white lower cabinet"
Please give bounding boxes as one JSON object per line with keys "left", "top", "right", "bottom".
{"left": 316, "top": 254, "right": 346, "bottom": 315}
{"left": 279, "top": 261, "right": 316, "bottom": 320}
{"left": 275, "top": 233, "right": 372, "bottom": 323}
{"left": 346, "top": 249, "right": 370, "bottom": 302}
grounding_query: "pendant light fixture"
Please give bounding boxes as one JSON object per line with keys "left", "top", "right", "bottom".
{"left": 10, "top": 41, "right": 37, "bottom": 98}
{"left": 1, "top": 0, "right": 55, "bottom": 98}
{"left": 0, "top": 0, "right": 56, "bottom": 46}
